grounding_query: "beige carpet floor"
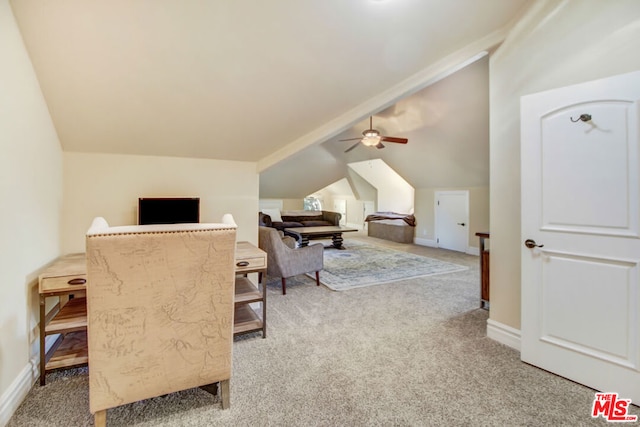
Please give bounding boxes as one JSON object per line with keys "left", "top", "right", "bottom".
{"left": 8, "top": 235, "right": 636, "bottom": 426}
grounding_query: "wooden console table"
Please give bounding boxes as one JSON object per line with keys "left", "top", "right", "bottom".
{"left": 38, "top": 253, "right": 88, "bottom": 386}
{"left": 475, "top": 232, "right": 490, "bottom": 309}
{"left": 234, "top": 241, "right": 267, "bottom": 338}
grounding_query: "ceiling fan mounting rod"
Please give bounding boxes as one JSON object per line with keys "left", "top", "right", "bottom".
{"left": 362, "top": 116, "right": 379, "bottom": 138}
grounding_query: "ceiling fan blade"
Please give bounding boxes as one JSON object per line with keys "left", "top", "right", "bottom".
{"left": 339, "top": 137, "right": 363, "bottom": 142}
{"left": 376, "top": 142, "right": 385, "bottom": 149}
{"left": 381, "top": 136, "right": 408, "bottom": 144}
{"left": 344, "top": 142, "right": 361, "bottom": 153}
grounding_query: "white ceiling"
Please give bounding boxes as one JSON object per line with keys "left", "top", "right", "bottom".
{"left": 11, "top": 0, "right": 529, "bottom": 168}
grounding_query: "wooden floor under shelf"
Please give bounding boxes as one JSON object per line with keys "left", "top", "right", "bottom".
{"left": 234, "top": 305, "right": 263, "bottom": 335}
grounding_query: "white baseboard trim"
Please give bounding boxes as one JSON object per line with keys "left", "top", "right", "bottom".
{"left": 487, "top": 319, "right": 521, "bottom": 351}
{"left": 466, "top": 246, "right": 480, "bottom": 256}
{"left": 0, "top": 363, "right": 34, "bottom": 426}
{"left": 414, "top": 237, "right": 437, "bottom": 247}
{"left": 0, "top": 334, "right": 59, "bottom": 425}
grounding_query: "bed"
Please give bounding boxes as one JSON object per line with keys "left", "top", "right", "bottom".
{"left": 365, "top": 212, "right": 416, "bottom": 243}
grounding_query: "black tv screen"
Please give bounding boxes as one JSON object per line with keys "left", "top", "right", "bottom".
{"left": 138, "top": 198, "right": 200, "bottom": 225}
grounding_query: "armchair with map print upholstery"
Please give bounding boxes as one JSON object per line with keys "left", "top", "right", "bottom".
{"left": 85, "top": 216, "right": 237, "bottom": 426}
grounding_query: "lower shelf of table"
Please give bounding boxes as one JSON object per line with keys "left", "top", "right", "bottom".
{"left": 45, "top": 330, "right": 88, "bottom": 371}
{"left": 234, "top": 304, "right": 264, "bottom": 336}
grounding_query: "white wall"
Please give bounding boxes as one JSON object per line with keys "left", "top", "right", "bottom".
{"left": 490, "top": 0, "right": 640, "bottom": 329}
{"left": 62, "top": 152, "right": 259, "bottom": 253}
{"left": 348, "top": 159, "right": 414, "bottom": 213}
{"left": 281, "top": 199, "right": 303, "bottom": 211}
{"left": 0, "top": 1, "right": 63, "bottom": 422}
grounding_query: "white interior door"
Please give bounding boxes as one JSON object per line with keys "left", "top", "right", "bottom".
{"left": 435, "top": 191, "right": 468, "bottom": 252}
{"left": 521, "top": 71, "right": 640, "bottom": 404}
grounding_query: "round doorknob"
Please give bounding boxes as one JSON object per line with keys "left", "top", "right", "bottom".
{"left": 524, "top": 239, "right": 544, "bottom": 249}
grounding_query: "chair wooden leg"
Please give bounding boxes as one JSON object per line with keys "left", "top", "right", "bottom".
{"left": 281, "top": 278, "right": 286, "bottom": 295}
{"left": 94, "top": 410, "right": 106, "bottom": 427}
{"left": 220, "top": 379, "right": 230, "bottom": 409}
{"left": 315, "top": 271, "right": 320, "bottom": 286}
{"left": 258, "top": 272, "right": 262, "bottom": 283}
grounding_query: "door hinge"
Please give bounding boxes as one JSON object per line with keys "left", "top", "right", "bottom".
{"left": 437, "top": 201, "right": 440, "bottom": 205}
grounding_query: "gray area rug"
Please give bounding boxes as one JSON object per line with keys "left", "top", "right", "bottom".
{"left": 312, "top": 240, "right": 467, "bottom": 291}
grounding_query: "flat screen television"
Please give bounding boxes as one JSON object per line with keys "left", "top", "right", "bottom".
{"left": 138, "top": 197, "right": 200, "bottom": 225}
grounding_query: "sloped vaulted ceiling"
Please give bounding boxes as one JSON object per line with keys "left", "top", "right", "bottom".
{"left": 10, "top": 0, "right": 529, "bottom": 167}
{"left": 260, "top": 54, "right": 491, "bottom": 198}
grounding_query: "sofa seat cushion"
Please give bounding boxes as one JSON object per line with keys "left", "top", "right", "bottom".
{"left": 272, "top": 221, "right": 304, "bottom": 231}
{"left": 300, "top": 220, "right": 333, "bottom": 227}
{"left": 282, "top": 215, "right": 324, "bottom": 223}
{"left": 281, "top": 221, "right": 304, "bottom": 228}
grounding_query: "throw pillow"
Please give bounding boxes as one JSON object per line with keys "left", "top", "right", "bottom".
{"left": 262, "top": 208, "right": 283, "bottom": 222}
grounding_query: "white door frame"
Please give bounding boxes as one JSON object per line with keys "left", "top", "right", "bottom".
{"left": 435, "top": 190, "right": 469, "bottom": 253}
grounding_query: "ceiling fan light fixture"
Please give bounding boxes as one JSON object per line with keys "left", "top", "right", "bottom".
{"left": 340, "top": 116, "right": 408, "bottom": 152}
{"left": 361, "top": 135, "right": 381, "bottom": 146}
